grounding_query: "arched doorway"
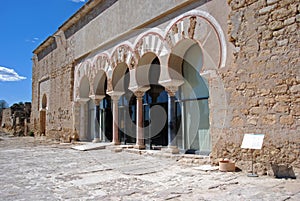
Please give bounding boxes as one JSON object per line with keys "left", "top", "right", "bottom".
{"left": 167, "top": 39, "right": 210, "bottom": 154}
{"left": 177, "top": 41, "right": 210, "bottom": 154}
{"left": 100, "top": 78, "right": 113, "bottom": 142}
{"left": 90, "top": 70, "right": 111, "bottom": 142}
{"left": 111, "top": 62, "right": 136, "bottom": 145}
{"left": 118, "top": 68, "right": 136, "bottom": 144}
{"left": 39, "top": 94, "right": 47, "bottom": 135}
{"left": 143, "top": 57, "right": 169, "bottom": 149}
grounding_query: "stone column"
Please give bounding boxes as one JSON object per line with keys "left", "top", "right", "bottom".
{"left": 134, "top": 91, "right": 145, "bottom": 149}
{"left": 78, "top": 98, "right": 89, "bottom": 141}
{"left": 90, "top": 96, "right": 104, "bottom": 143}
{"left": 100, "top": 108, "right": 105, "bottom": 142}
{"left": 93, "top": 104, "right": 100, "bottom": 142}
{"left": 111, "top": 95, "right": 121, "bottom": 145}
{"left": 165, "top": 86, "right": 179, "bottom": 154}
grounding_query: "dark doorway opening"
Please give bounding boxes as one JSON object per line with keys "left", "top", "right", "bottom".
{"left": 143, "top": 57, "right": 168, "bottom": 149}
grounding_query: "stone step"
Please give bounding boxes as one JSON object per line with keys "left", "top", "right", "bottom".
{"left": 72, "top": 142, "right": 111, "bottom": 151}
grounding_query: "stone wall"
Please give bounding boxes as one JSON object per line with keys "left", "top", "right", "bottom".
{"left": 1, "top": 109, "right": 12, "bottom": 128}
{"left": 31, "top": 31, "right": 75, "bottom": 140}
{"left": 1, "top": 103, "right": 32, "bottom": 136}
{"left": 211, "top": 0, "right": 300, "bottom": 174}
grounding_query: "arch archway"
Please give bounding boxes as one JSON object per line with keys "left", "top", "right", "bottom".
{"left": 79, "top": 76, "right": 90, "bottom": 99}
{"left": 114, "top": 62, "right": 137, "bottom": 144}
{"left": 170, "top": 40, "right": 210, "bottom": 154}
{"left": 142, "top": 56, "right": 169, "bottom": 149}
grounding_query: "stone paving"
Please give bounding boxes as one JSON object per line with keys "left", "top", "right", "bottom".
{"left": 0, "top": 134, "right": 299, "bottom": 201}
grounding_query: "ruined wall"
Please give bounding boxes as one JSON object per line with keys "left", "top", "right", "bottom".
{"left": 211, "top": 0, "right": 300, "bottom": 174}
{"left": 1, "top": 103, "right": 31, "bottom": 136}
{"left": 31, "top": 31, "right": 74, "bottom": 140}
{"left": 1, "top": 109, "right": 12, "bottom": 128}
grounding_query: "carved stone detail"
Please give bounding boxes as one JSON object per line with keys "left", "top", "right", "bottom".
{"left": 134, "top": 91, "right": 145, "bottom": 99}
{"left": 165, "top": 86, "right": 178, "bottom": 96}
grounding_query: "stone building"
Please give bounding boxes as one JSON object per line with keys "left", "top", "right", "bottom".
{"left": 31, "top": 0, "right": 299, "bottom": 173}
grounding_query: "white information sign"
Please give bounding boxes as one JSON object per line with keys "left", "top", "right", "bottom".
{"left": 241, "top": 134, "right": 265, "bottom": 150}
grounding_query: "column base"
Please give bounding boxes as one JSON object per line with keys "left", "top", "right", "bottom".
{"left": 92, "top": 138, "right": 100, "bottom": 143}
{"left": 162, "top": 146, "right": 179, "bottom": 154}
{"left": 112, "top": 141, "right": 121, "bottom": 145}
{"left": 134, "top": 144, "right": 145, "bottom": 150}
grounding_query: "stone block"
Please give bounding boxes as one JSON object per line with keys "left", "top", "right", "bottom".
{"left": 285, "top": 23, "right": 297, "bottom": 33}
{"left": 262, "top": 114, "right": 277, "bottom": 125}
{"left": 290, "top": 84, "right": 300, "bottom": 93}
{"left": 259, "top": 4, "right": 276, "bottom": 15}
{"left": 247, "top": 116, "right": 258, "bottom": 125}
{"left": 262, "top": 30, "right": 273, "bottom": 40}
{"left": 276, "top": 39, "right": 288, "bottom": 46}
{"left": 271, "top": 164, "right": 296, "bottom": 179}
{"left": 231, "top": 116, "right": 244, "bottom": 126}
{"left": 284, "top": 17, "right": 296, "bottom": 26}
{"left": 229, "top": 0, "right": 246, "bottom": 10}
{"left": 279, "top": 115, "right": 294, "bottom": 125}
{"left": 268, "top": 21, "right": 284, "bottom": 30}
{"left": 273, "top": 84, "right": 288, "bottom": 94}
{"left": 272, "top": 28, "right": 285, "bottom": 37}
{"left": 280, "top": 0, "right": 299, "bottom": 8}
{"left": 272, "top": 103, "right": 289, "bottom": 113}
{"left": 296, "top": 14, "right": 300, "bottom": 22}
{"left": 267, "top": 0, "right": 280, "bottom": 5}
{"left": 250, "top": 107, "right": 262, "bottom": 115}
{"left": 259, "top": 89, "right": 271, "bottom": 96}
{"left": 275, "top": 95, "right": 291, "bottom": 102}
{"left": 291, "top": 105, "right": 300, "bottom": 116}
{"left": 244, "top": 38, "right": 259, "bottom": 53}
{"left": 271, "top": 8, "right": 292, "bottom": 20}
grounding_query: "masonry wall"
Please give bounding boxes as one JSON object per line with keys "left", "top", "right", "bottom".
{"left": 1, "top": 109, "right": 12, "bottom": 128}
{"left": 210, "top": 0, "right": 300, "bottom": 174}
{"left": 31, "top": 32, "right": 74, "bottom": 140}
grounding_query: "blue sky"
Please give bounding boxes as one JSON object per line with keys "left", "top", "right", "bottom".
{"left": 0, "top": 0, "right": 86, "bottom": 106}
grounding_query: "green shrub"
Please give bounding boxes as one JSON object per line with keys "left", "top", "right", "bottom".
{"left": 29, "top": 131, "right": 34, "bottom": 137}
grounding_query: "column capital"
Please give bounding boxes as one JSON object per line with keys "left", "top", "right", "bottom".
{"left": 111, "top": 95, "right": 121, "bottom": 102}
{"left": 134, "top": 90, "right": 145, "bottom": 99}
{"left": 107, "top": 91, "right": 124, "bottom": 101}
{"left": 89, "top": 95, "right": 105, "bottom": 105}
{"left": 165, "top": 86, "right": 178, "bottom": 97}
{"left": 76, "top": 98, "right": 90, "bottom": 104}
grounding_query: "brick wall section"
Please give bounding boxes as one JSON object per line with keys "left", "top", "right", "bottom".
{"left": 211, "top": 0, "right": 300, "bottom": 174}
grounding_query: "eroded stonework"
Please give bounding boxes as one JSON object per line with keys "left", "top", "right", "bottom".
{"left": 212, "top": 0, "right": 300, "bottom": 173}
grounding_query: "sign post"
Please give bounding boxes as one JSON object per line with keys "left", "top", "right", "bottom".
{"left": 241, "top": 134, "right": 265, "bottom": 177}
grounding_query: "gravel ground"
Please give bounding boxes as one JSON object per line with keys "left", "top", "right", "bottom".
{"left": 0, "top": 132, "right": 299, "bottom": 201}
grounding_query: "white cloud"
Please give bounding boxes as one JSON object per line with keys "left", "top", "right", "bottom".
{"left": 0, "top": 66, "right": 26, "bottom": 82}
{"left": 26, "top": 37, "right": 39, "bottom": 43}
{"left": 71, "top": 0, "right": 85, "bottom": 3}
